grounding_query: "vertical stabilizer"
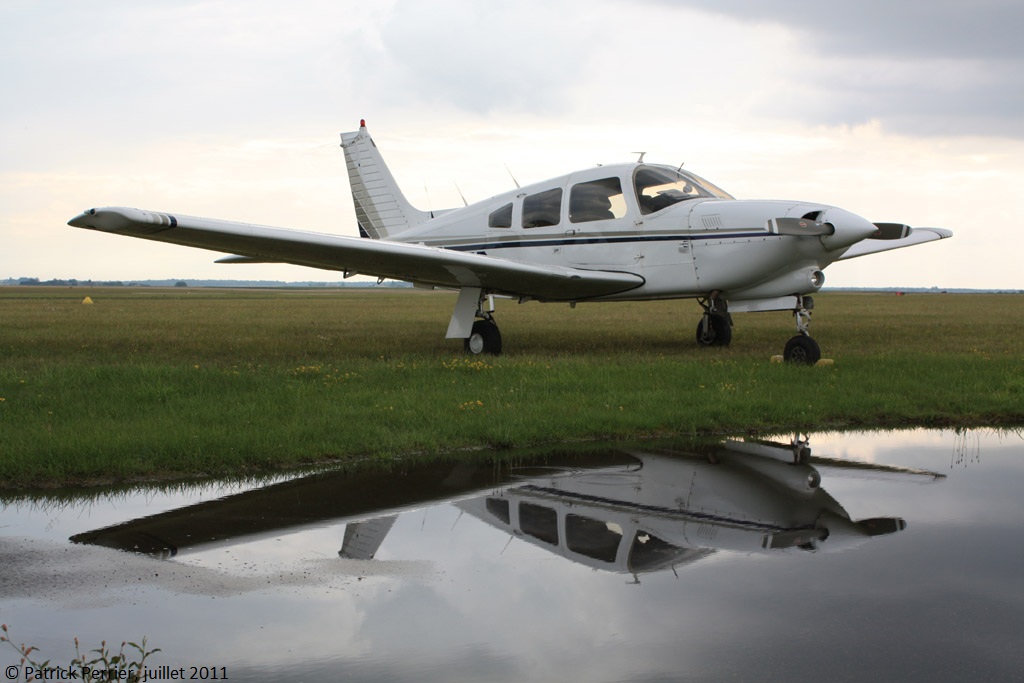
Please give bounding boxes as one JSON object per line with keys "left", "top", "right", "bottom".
{"left": 339, "top": 515, "right": 398, "bottom": 559}
{"left": 340, "top": 120, "right": 430, "bottom": 240}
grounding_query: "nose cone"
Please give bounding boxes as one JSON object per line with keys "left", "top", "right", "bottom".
{"left": 68, "top": 209, "right": 97, "bottom": 228}
{"left": 819, "top": 207, "right": 879, "bottom": 251}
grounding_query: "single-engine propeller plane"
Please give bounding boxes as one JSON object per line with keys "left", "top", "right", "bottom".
{"left": 69, "top": 121, "right": 952, "bottom": 362}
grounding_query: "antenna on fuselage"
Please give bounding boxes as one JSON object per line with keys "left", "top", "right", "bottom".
{"left": 677, "top": 161, "right": 686, "bottom": 171}
{"left": 454, "top": 182, "right": 468, "bottom": 207}
{"left": 504, "top": 163, "right": 520, "bottom": 189}
{"left": 633, "top": 152, "right": 647, "bottom": 163}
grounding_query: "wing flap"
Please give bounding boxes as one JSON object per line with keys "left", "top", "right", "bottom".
{"left": 68, "top": 206, "right": 644, "bottom": 300}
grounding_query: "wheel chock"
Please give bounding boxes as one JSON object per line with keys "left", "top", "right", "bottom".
{"left": 771, "top": 355, "right": 834, "bottom": 366}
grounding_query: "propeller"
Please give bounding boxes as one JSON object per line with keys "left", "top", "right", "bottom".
{"left": 770, "top": 217, "right": 835, "bottom": 237}
{"left": 870, "top": 222, "right": 913, "bottom": 240}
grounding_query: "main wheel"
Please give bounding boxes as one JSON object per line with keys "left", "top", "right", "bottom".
{"left": 464, "top": 319, "right": 502, "bottom": 356}
{"left": 783, "top": 334, "right": 821, "bottom": 365}
{"left": 696, "top": 314, "right": 732, "bottom": 347}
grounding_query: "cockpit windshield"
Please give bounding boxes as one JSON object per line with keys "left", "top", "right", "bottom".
{"left": 633, "top": 165, "right": 734, "bottom": 215}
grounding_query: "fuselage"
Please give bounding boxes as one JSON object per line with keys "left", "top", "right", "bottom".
{"left": 391, "top": 162, "right": 877, "bottom": 302}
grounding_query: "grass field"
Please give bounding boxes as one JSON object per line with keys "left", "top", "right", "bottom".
{"left": 1, "top": 287, "right": 1021, "bottom": 488}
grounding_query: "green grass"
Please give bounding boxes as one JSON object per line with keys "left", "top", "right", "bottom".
{"left": 1, "top": 287, "right": 1021, "bottom": 487}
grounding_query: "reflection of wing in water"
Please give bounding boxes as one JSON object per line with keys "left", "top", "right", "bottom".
{"left": 69, "top": 451, "right": 638, "bottom": 557}
{"left": 71, "top": 438, "right": 935, "bottom": 577}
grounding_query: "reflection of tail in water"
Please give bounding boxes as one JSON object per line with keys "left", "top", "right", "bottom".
{"left": 339, "top": 516, "right": 397, "bottom": 560}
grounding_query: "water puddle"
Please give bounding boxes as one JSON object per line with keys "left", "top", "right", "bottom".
{"left": 2, "top": 429, "right": 1022, "bottom": 681}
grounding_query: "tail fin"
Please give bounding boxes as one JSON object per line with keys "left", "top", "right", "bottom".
{"left": 340, "top": 120, "right": 430, "bottom": 240}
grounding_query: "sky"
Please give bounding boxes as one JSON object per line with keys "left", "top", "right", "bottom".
{"left": 3, "top": 0, "right": 1023, "bottom": 289}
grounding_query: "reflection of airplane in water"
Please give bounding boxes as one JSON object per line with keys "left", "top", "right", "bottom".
{"left": 72, "top": 439, "right": 943, "bottom": 575}
{"left": 458, "top": 439, "right": 937, "bottom": 575}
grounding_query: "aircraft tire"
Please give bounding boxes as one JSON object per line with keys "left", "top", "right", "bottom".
{"left": 696, "top": 314, "right": 731, "bottom": 347}
{"left": 464, "top": 320, "right": 502, "bottom": 356}
{"left": 783, "top": 334, "right": 821, "bottom": 365}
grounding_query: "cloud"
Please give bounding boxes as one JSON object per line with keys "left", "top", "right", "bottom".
{"left": 357, "top": 0, "right": 601, "bottom": 115}
{"left": 669, "top": 1, "right": 1022, "bottom": 60}
{"left": 654, "top": 0, "right": 1024, "bottom": 137}
{"left": 0, "top": 0, "right": 376, "bottom": 144}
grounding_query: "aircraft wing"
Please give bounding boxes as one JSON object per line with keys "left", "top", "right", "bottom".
{"left": 68, "top": 207, "right": 644, "bottom": 300}
{"left": 837, "top": 227, "right": 953, "bottom": 260}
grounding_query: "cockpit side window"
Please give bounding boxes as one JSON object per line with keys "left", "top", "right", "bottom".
{"left": 566, "top": 514, "right": 622, "bottom": 563}
{"left": 634, "top": 165, "right": 734, "bottom": 215}
{"left": 488, "top": 203, "right": 513, "bottom": 228}
{"left": 569, "top": 177, "right": 626, "bottom": 224}
{"left": 522, "top": 188, "right": 563, "bottom": 228}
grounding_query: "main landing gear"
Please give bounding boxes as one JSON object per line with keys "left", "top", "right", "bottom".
{"left": 448, "top": 287, "right": 503, "bottom": 356}
{"left": 696, "top": 292, "right": 732, "bottom": 347}
{"left": 457, "top": 289, "right": 502, "bottom": 356}
{"left": 465, "top": 314, "right": 502, "bottom": 356}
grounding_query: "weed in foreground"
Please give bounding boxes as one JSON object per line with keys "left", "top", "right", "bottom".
{"left": 1, "top": 623, "right": 160, "bottom": 682}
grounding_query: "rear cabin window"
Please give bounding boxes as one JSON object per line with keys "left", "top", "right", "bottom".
{"left": 569, "top": 177, "right": 626, "bottom": 223}
{"left": 519, "top": 502, "right": 559, "bottom": 545}
{"left": 485, "top": 497, "right": 511, "bottom": 524}
{"left": 488, "top": 203, "right": 513, "bottom": 228}
{"left": 522, "top": 188, "right": 562, "bottom": 228}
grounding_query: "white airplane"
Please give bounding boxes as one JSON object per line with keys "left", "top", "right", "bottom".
{"left": 69, "top": 121, "right": 952, "bottom": 362}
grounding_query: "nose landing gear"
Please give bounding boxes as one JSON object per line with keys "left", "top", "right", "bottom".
{"left": 783, "top": 296, "right": 820, "bottom": 365}
{"left": 697, "top": 293, "right": 822, "bottom": 364}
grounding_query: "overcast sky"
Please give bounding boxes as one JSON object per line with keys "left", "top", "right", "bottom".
{"left": 3, "top": 0, "right": 1022, "bottom": 288}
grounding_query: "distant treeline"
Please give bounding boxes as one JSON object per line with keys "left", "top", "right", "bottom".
{"left": 2, "top": 277, "right": 414, "bottom": 288}
{"left": 1, "top": 278, "right": 1018, "bottom": 294}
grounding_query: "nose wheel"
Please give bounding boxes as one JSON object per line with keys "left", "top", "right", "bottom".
{"left": 783, "top": 334, "right": 820, "bottom": 364}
